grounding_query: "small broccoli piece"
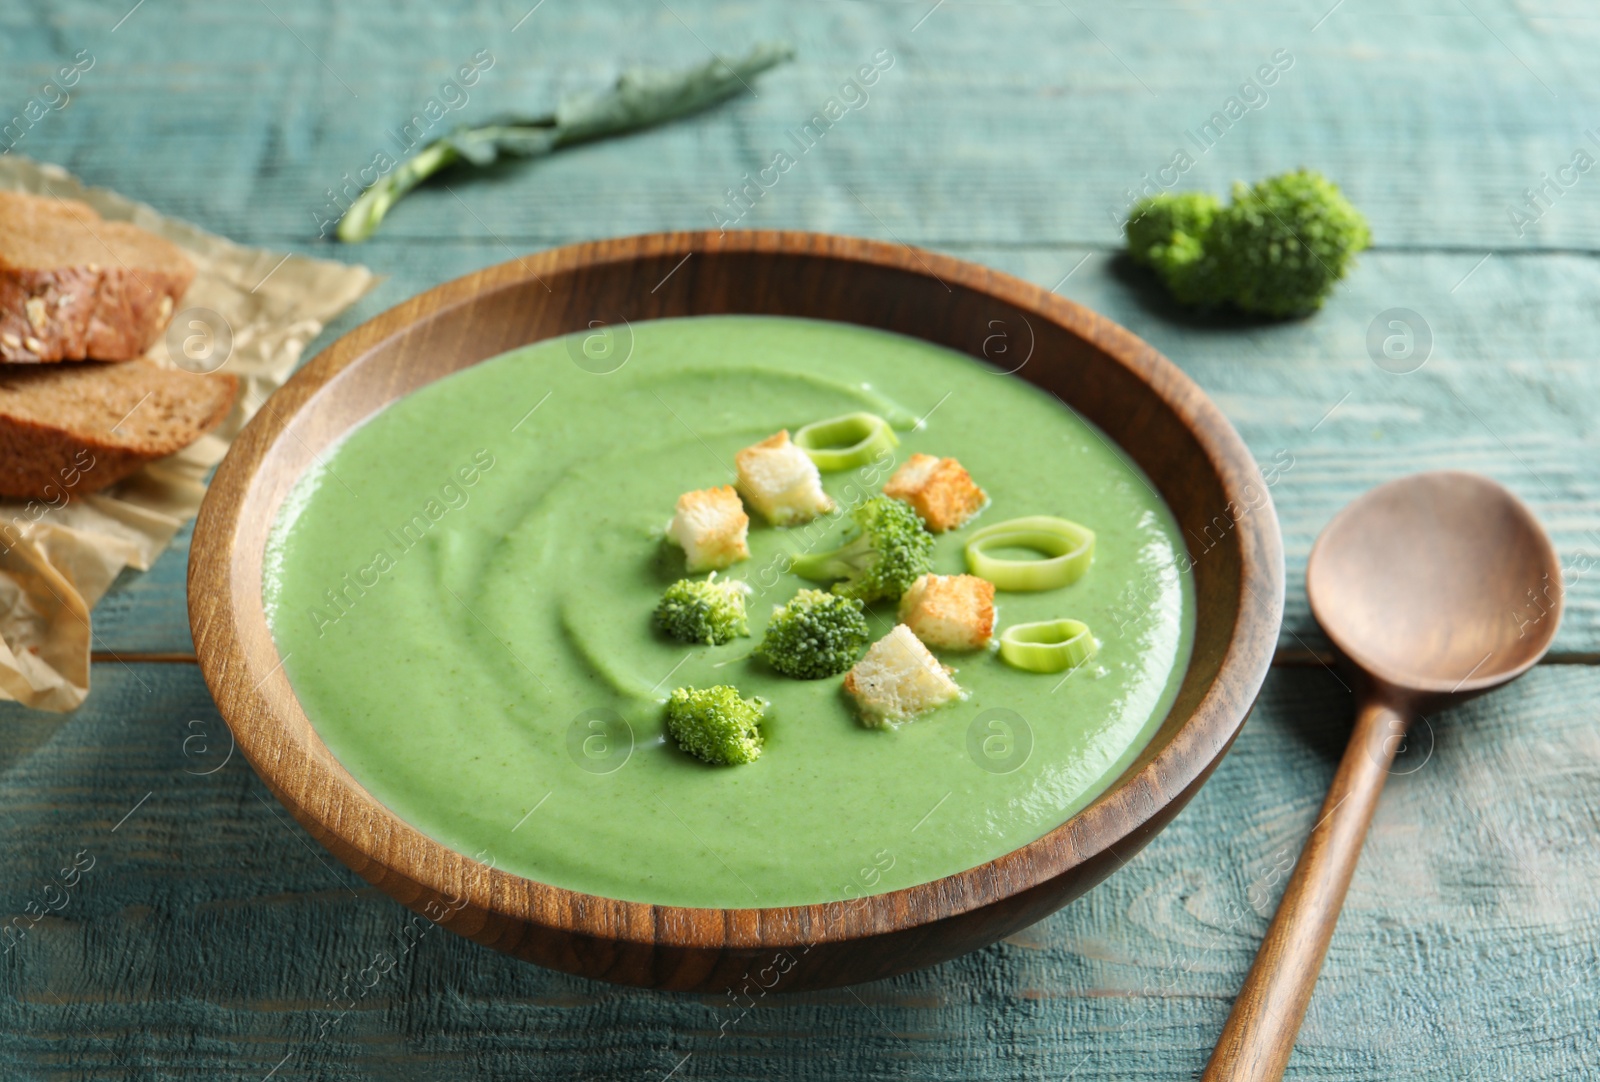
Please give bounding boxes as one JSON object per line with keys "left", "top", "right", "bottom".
{"left": 654, "top": 574, "right": 751, "bottom": 645}
{"left": 754, "top": 588, "right": 871, "bottom": 679}
{"left": 788, "top": 496, "right": 935, "bottom": 603}
{"left": 1209, "top": 170, "right": 1372, "bottom": 317}
{"left": 663, "top": 685, "right": 765, "bottom": 765}
{"left": 1124, "top": 169, "right": 1370, "bottom": 317}
{"left": 1126, "top": 190, "right": 1225, "bottom": 307}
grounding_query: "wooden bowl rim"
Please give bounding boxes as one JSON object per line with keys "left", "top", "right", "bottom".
{"left": 190, "top": 229, "right": 1283, "bottom": 951}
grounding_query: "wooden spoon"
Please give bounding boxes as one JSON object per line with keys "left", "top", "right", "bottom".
{"left": 1202, "top": 471, "right": 1562, "bottom": 1081}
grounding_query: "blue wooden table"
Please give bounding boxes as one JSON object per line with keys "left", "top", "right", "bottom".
{"left": 3, "top": 2, "right": 1597, "bottom": 1078}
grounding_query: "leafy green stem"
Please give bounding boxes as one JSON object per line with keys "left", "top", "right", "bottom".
{"left": 338, "top": 141, "right": 460, "bottom": 243}
{"left": 335, "top": 41, "right": 795, "bottom": 243}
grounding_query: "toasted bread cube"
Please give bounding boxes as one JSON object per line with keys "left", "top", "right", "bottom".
{"left": 667, "top": 485, "right": 750, "bottom": 572}
{"left": 843, "top": 624, "right": 963, "bottom": 728}
{"left": 883, "top": 453, "right": 988, "bottom": 532}
{"left": 898, "top": 573, "right": 996, "bottom": 650}
{"left": 736, "top": 430, "right": 835, "bottom": 526}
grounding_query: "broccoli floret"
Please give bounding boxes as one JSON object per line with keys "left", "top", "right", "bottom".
{"left": 1126, "top": 190, "right": 1224, "bottom": 307}
{"left": 1210, "top": 170, "right": 1372, "bottom": 317}
{"left": 754, "top": 588, "right": 871, "bottom": 679}
{"left": 663, "top": 685, "right": 765, "bottom": 765}
{"left": 1125, "top": 169, "right": 1370, "bottom": 317}
{"left": 654, "top": 574, "right": 751, "bottom": 645}
{"left": 788, "top": 496, "right": 935, "bottom": 603}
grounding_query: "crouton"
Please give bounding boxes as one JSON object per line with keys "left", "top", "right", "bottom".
{"left": 667, "top": 485, "right": 750, "bottom": 572}
{"left": 843, "top": 624, "right": 963, "bottom": 728}
{"left": 736, "top": 430, "right": 835, "bottom": 526}
{"left": 882, "top": 453, "right": 988, "bottom": 532}
{"left": 898, "top": 573, "right": 996, "bottom": 650}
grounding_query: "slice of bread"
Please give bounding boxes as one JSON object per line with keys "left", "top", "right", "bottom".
{"left": 0, "top": 360, "right": 237, "bottom": 500}
{"left": 0, "top": 191, "right": 195, "bottom": 363}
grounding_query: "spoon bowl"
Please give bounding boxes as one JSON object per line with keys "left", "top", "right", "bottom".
{"left": 1203, "top": 471, "right": 1561, "bottom": 1082}
{"left": 1306, "top": 471, "right": 1562, "bottom": 699}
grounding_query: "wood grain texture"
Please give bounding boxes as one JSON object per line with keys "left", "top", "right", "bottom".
{"left": 187, "top": 231, "right": 1282, "bottom": 992}
{"left": 34, "top": 1, "right": 1600, "bottom": 658}
{"left": 3, "top": 1, "right": 1597, "bottom": 249}
{"left": 87, "top": 244, "right": 1600, "bottom": 658}
{"left": 0, "top": 0, "right": 1596, "bottom": 1072}
{"left": 1, "top": 663, "right": 1595, "bottom": 1079}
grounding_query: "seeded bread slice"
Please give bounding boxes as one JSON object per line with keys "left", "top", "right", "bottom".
{"left": 0, "top": 360, "right": 238, "bottom": 500}
{"left": 0, "top": 190, "right": 195, "bottom": 363}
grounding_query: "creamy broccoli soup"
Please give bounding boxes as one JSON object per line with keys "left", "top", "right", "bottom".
{"left": 263, "top": 316, "right": 1193, "bottom": 908}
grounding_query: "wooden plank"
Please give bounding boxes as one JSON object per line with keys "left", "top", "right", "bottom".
{"left": 10, "top": 0, "right": 1600, "bottom": 658}
{"left": 88, "top": 244, "right": 1600, "bottom": 658}
{"left": 4, "top": 0, "right": 1595, "bottom": 1074}
{"left": 1, "top": 1, "right": 1598, "bottom": 251}
{"left": 0, "top": 662, "right": 1594, "bottom": 1077}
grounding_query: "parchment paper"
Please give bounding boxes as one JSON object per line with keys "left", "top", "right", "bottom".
{"left": 0, "top": 156, "right": 377, "bottom": 711}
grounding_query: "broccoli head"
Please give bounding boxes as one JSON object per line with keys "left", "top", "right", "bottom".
{"left": 1208, "top": 170, "right": 1372, "bottom": 317}
{"left": 654, "top": 574, "right": 750, "bottom": 645}
{"left": 663, "top": 685, "right": 765, "bottom": 765}
{"left": 1125, "top": 190, "right": 1224, "bottom": 307}
{"left": 1124, "top": 169, "right": 1370, "bottom": 318}
{"left": 754, "top": 588, "right": 871, "bottom": 679}
{"left": 788, "top": 496, "right": 935, "bottom": 603}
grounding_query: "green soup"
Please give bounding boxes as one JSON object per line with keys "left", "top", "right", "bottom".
{"left": 263, "top": 316, "right": 1194, "bottom": 908}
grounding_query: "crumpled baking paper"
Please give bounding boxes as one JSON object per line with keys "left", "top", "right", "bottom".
{"left": 0, "top": 156, "right": 377, "bottom": 711}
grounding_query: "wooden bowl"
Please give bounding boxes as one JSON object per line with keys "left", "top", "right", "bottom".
{"left": 189, "top": 231, "right": 1283, "bottom": 992}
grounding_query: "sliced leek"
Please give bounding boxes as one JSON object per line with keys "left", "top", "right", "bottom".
{"left": 998, "top": 619, "right": 1097, "bottom": 674}
{"left": 792, "top": 412, "right": 899, "bottom": 472}
{"left": 964, "top": 515, "right": 1094, "bottom": 591}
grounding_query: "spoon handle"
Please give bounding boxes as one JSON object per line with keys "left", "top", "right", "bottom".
{"left": 1201, "top": 693, "right": 1406, "bottom": 1082}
